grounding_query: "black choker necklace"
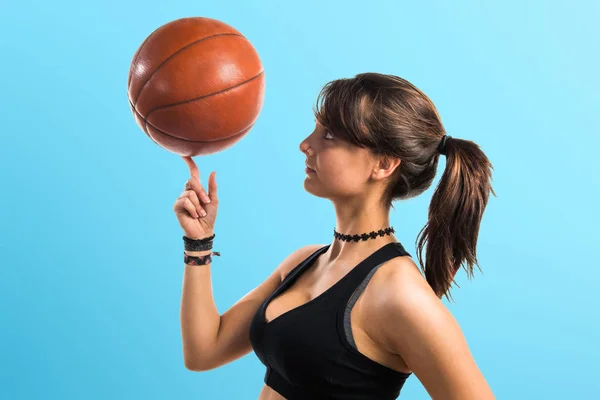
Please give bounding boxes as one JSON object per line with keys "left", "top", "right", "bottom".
{"left": 333, "top": 226, "right": 395, "bottom": 242}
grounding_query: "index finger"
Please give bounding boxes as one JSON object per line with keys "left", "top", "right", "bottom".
{"left": 181, "top": 156, "right": 199, "bottom": 178}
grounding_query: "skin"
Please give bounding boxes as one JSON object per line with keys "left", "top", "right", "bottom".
{"left": 256, "top": 121, "right": 495, "bottom": 399}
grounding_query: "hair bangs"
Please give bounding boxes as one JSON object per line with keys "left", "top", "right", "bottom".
{"left": 312, "top": 78, "right": 379, "bottom": 150}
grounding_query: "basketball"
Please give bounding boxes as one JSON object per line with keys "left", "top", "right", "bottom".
{"left": 127, "top": 17, "right": 265, "bottom": 156}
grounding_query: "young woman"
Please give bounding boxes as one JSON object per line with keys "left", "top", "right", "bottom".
{"left": 175, "top": 73, "right": 496, "bottom": 399}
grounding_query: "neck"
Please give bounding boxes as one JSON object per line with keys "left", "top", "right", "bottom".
{"left": 326, "top": 196, "right": 397, "bottom": 262}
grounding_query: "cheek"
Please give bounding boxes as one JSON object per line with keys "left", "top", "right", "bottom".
{"left": 334, "top": 172, "right": 366, "bottom": 193}
{"left": 321, "top": 158, "right": 368, "bottom": 192}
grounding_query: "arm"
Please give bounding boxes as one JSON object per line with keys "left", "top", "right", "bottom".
{"left": 181, "top": 243, "right": 324, "bottom": 371}
{"left": 368, "top": 259, "right": 495, "bottom": 400}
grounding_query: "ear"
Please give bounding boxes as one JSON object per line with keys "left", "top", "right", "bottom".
{"left": 372, "top": 155, "right": 401, "bottom": 181}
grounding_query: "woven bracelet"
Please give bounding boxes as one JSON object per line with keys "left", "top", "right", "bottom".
{"left": 183, "top": 234, "right": 215, "bottom": 251}
{"left": 184, "top": 251, "right": 221, "bottom": 266}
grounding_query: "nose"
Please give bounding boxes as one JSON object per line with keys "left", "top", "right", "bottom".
{"left": 299, "top": 137, "right": 313, "bottom": 155}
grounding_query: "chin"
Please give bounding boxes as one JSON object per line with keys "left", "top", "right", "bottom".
{"left": 303, "top": 178, "right": 321, "bottom": 195}
{"left": 303, "top": 180, "right": 333, "bottom": 200}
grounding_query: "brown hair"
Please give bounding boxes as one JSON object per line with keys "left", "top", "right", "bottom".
{"left": 313, "top": 72, "right": 496, "bottom": 302}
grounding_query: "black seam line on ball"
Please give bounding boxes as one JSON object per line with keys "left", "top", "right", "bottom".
{"left": 143, "top": 70, "right": 264, "bottom": 125}
{"left": 129, "top": 99, "right": 257, "bottom": 143}
{"left": 132, "top": 32, "right": 245, "bottom": 106}
{"left": 127, "top": 26, "right": 161, "bottom": 91}
{"left": 129, "top": 101, "right": 160, "bottom": 146}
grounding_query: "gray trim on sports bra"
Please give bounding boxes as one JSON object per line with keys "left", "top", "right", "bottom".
{"left": 343, "top": 262, "right": 386, "bottom": 349}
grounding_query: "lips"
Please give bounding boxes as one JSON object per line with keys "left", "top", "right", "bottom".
{"left": 305, "top": 162, "right": 316, "bottom": 171}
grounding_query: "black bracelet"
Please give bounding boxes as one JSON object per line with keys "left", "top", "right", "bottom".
{"left": 184, "top": 251, "right": 220, "bottom": 266}
{"left": 184, "top": 240, "right": 213, "bottom": 251}
{"left": 183, "top": 234, "right": 215, "bottom": 251}
{"left": 183, "top": 233, "right": 215, "bottom": 243}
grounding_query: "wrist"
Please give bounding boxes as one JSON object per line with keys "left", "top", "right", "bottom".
{"left": 184, "top": 249, "right": 213, "bottom": 256}
{"left": 182, "top": 232, "right": 219, "bottom": 265}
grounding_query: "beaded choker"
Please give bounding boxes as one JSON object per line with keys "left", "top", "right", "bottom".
{"left": 333, "top": 226, "right": 395, "bottom": 242}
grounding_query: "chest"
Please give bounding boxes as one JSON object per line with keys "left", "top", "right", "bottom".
{"left": 261, "top": 257, "right": 412, "bottom": 376}
{"left": 265, "top": 259, "right": 360, "bottom": 324}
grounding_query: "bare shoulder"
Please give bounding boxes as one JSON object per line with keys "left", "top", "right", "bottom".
{"left": 368, "top": 255, "right": 426, "bottom": 295}
{"left": 363, "top": 256, "right": 495, "bottom": 399}
{"left": 361, "top": 255, "right": 448, "bottom": 351}
{"left": 361, "top": 256, "right": 435, "bottom": 327}
{"left": 277, "top": 243, "right": 327, "bottom": 282}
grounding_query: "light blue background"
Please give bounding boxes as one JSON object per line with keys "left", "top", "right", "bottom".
{"left": 1, "top": 0, "right": 598, "bottom": 399}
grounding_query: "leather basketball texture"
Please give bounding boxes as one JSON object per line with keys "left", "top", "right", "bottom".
{"left": 128, "top": 17, "right": 265, "bottom": 156}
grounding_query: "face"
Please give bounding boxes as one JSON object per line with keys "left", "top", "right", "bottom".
{"left": 299, "top": 121, "right": 381, "bottom": 202}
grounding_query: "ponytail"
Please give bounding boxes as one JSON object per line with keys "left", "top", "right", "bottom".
{"left": 415, "top": 137, "right": 496, "bottom": 301}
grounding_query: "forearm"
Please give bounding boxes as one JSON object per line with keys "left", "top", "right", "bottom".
{"left": 180, "top": 239, "right": 221, "bottom": 369}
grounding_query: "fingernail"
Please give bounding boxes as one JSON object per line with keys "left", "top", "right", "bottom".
{"left": 201, "top": 210, "right": 207, "bottom": 217}
{"left": 204, "top": 195, "right": 211, "bottom": 203}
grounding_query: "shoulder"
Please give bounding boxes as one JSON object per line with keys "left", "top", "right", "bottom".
{"left": 364, "top": 254, "right": 429, "bottom": 303}
{"left": 360, "top": 256, "right": 495, "bottom": 398}
{"left": 278, "top": 243, "right": 327, "bottom": 282}
{"left": 362, "top": 257, "right": 495, "bottom": 398}
{"left": 361, "top": 256, "right": 452, "bottom": 354}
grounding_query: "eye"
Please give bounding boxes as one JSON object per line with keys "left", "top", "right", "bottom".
{"left": 323, "top": 130, "right": 335, "bottom": 140}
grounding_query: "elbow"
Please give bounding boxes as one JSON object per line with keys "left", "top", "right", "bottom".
{"left": 184, "top": 354, "right": 216, "bottom": 372}
{"left": 184, "top": 357, "right": 205, "bottom": 371}
{"left": 182, "top": 339, "right": 221, "bottom": 371}
{"left": 184, "top": 360, "right": 207, "bottom": 372}
{"left": 184, "top": 358, "right": 199, "bottom": 371}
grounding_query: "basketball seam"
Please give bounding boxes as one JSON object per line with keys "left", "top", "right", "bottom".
{"left": 132, "top": 32, "right": 244, "bottom": 106}
{"left": 143, "top": 70, "right": 264, "bottom": 126}
{"left": 130, "top": 101, "right": 159, "bottom": 145}
{"left": 127, "top": 26, "right": 161, "bottom": 91}
{"left": 129, "top": 99, "right": 257, "bottom": 143}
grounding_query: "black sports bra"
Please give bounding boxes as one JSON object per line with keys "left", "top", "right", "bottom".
{"left": 249, "top": 242, "right": 413, "bottom": 399}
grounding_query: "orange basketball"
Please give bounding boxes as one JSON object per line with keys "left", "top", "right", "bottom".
{"left": 127, "top": 17, "right": 265, "bottom": 156}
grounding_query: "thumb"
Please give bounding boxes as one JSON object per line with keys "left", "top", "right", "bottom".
{"left": 207, "top": 171, "right": 218, "bottom": 202}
